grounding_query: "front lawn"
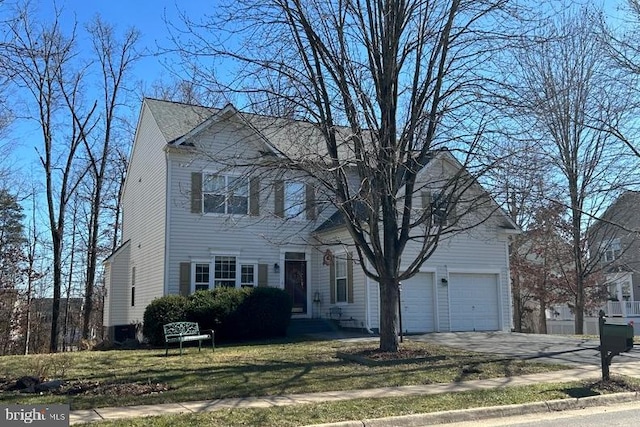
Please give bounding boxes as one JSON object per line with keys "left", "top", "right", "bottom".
{"left": 92, "top": 378, "right": 640, "bottom": 427}
{"left": 0, "top": 338, "right": 567, "bottom": 410}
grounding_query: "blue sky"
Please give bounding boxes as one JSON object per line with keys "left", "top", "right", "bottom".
{"left": 2, "top": 0, "right": 216, "bottom": 178}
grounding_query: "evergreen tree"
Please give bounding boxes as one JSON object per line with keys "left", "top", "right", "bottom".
{"left": 0, "top": 189, "right": 25, "bottom": 289}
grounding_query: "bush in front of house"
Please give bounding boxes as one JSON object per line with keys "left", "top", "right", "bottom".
{"left": 184, "top": 288, "right": 243, "bottom": 334}
{"left": 142, "top": 295, "right": 189, "bottom": 346}
{"left": 231, "top": 287, "right": 293, "bottom": 339}
{"left": 143, "top": 287, "right": 293, "bottom": 345}
{"left": 187, "top": 286, "right": 293, "bottom": 342}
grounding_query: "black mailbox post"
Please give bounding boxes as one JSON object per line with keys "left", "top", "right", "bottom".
{"left": 599, "top": 310, "right": 634, "bottom": 381}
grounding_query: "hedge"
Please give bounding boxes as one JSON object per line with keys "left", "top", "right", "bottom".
{"left": 142, "top": 287, "right": 292, "bottom": 345}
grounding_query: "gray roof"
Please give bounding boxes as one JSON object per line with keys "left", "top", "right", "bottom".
{"left": 143, "top": 98, "right": 359, "bottom": 161}
{"left": 145, "top": 98, "right": 217, "bottom": 144}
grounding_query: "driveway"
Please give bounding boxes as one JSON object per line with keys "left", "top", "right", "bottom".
{"left": 412, "top": 332, "right": 640, "bottom": 368}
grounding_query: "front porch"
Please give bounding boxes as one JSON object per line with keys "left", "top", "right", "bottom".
{"left": 603, "top": 300, "right": 640, "bottom": 318}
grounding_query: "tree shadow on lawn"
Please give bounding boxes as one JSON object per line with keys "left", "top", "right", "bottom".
{"left": 120, "top": 353, "right": 542, "bottom": 398}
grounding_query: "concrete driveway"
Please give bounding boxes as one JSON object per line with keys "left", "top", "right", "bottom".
{"left": 412, "top": 332, "right": 640, "bottom": 368}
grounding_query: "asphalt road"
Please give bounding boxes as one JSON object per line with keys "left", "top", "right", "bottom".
{"left": 412, "top": 331, "right": 640, "bottom": 367}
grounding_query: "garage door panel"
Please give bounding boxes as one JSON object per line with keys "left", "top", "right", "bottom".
{"left": 400, "top": 273, "right": 434, "bottom": 333}
{"left": 449, "top": 273, "right": 499, "bottom": 332}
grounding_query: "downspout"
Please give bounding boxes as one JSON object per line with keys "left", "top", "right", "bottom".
{"left": 163, "top": 149, "right": 171, "bottom": 296}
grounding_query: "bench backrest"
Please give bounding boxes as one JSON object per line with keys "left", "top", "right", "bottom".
{"left": 163, "top": 322, "right": 200, "bottom": 337}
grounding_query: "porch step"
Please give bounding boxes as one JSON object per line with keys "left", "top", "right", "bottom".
{"left": 287, "top": 318, "right": 339, "bottom": 336}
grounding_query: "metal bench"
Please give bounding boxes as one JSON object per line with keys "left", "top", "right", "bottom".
{"left": 163, "top": 322, "right": 214, "bottom": 356}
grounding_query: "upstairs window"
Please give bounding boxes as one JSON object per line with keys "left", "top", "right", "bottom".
{"left": 431, "top": 191, "right": 453, "bottom": 226}
{"left": 203, "top": 174, "right": 248, "bottom": 215}
{"left": 604, "top": 238, "right": 621, "bottom": 262}
{"left": 285, "top": 181, "right": 305, "bottom": 219}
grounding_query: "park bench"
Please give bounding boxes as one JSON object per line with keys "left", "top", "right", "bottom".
{"left": 163, "top": 322, "right": 214, "bottom": 356}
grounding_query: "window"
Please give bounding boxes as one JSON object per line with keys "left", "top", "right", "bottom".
{"left": 195, "top": 263, "right": 210, "bottom": 291}
{"left": 214, "top": 256, "right": 236, "bottom": 288}
{"left": 604, "top": 238, "right": 621, "bottom": 262}
{"left": 203, "top": 174, "right": 248, "bottom": 214}
{"left": 131, "top": 267, "right": 136, "bottom": 307}
{"left": 335, "top": 256, "right": 347, "bottom": 303}
{"left": 285, "top": 181, "right": 305, "bottom": 219}
{"left": 241, "top": 264, "right": 256, "bottom": 288}
{"left": 431, "top": 191, "right": 451, "bottom": 226}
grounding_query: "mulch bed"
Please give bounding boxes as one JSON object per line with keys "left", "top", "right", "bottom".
{"left": 0, "top": 377, "right": 171, "bottom": 396}
{"left": 337, "top": 347, "right": 446, "bottom": 366}
{"left": 587, "top": 378, "right": 640, "bottom": 393}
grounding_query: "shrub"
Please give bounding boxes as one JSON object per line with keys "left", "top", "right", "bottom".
{"left": 142, "top": 295, "right": 188, "bottom": 345}
{"left": 234, "top": 287, "right": 293, "bottom": 339}
{"left": 206, "top": 287, "right": 252, "bottom": 341}
{"left": 185, "top": 290, "right": 220, "bottom": 332}
{"left": 143, "top": 287, "right": 293, "bottom": 345}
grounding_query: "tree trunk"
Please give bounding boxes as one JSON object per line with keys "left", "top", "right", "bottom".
{"left": 50, "top": 233, "right": 62, "bottom": 353}
{"left": 538, "top": 298, "right": 547, "bottom": 334}
{"left": 512, "top": 274, "right": 522, "bottom": 332}
{"left": 379, "top": 277, "right": 399, "bottom": 352}
{"left": 571, "top": 201, "right": 585, "bottom": 335}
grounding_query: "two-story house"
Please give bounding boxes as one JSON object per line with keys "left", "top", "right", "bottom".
{"left": 589, "top": 191, "right": 640, "bottom": 315}
{"left": 103, "top": 98, "right": 519, "bottom": 342}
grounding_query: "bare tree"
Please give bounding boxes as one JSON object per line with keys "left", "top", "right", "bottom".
{"left": 598, "top": 0, "right": 640, "bottom": 160}
{"left": 79, "top": 18, "right": 141, "bottom": 340}
{"left": 4, "top": 4, "right": 94, "bottom": 352}
{"left": 507, "top": 5, "right": 636, "bottom": 334}
{"left": 170, "top": 0, "right": 530, "bottom": 351}
{"left": 483, "top": 140, "right": 551, "bottom": 332}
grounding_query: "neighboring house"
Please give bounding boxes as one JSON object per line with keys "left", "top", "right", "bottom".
{"left": 30, "top": 297, "right": 85, "bottom": 351}
{"left": 589, "top": 191, "right": 640, "bottom": 316}
{"left": 103, "top": 98, "right": 519, "bottom": 341}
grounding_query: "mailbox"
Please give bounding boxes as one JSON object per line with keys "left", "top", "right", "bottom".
{"left": 601, "top": 323, "right": 634, "bottom": 354}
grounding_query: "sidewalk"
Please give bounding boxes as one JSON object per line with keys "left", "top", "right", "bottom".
{"left": 69, "top": 362, "right": 640, "bottom": 425}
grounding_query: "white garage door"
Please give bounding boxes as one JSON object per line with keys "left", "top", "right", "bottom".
{"left": 400, "top": 273, "right": 435, "bottom": 333}
{"left": 449, "top": 273, "right": 500, "bottom": 332}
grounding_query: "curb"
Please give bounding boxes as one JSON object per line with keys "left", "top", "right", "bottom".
{"left": 304, "top": 392, "right": 640, "bottom": 427}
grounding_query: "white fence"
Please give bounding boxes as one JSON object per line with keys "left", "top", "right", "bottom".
{"left": 546, "top": 319, "right": 600, "bottom": 335}
{"left": 604, "top": 301, "right": 640, "bottom": 317}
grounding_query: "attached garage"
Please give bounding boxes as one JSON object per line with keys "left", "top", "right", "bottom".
{"left": 399, "top": 273, "right": 435, "bottom": 333}
{"left": 449, "top": 273, "right": 500, "bottom": 331}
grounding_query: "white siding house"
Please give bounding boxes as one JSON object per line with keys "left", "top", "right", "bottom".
{"left": 103, "top": 98, "right": 518, "bottom": 341}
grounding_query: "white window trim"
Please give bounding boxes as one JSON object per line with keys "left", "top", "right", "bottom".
{"left": 191, "top": 260, "right": 212, "bottom": 293}
{"left": 284, "top": 181, "right": 306, "bottom": 220}
{"left": 240, "top": 262, "right": 258, "bottom": 287}
{"left": 193, "top": 253, "right": 258, "bottom": 289}
{"left": 431, "top": 190, "right": 450, "bottom": 226}
{"left": 202, "top": 171, "right": 250, "bottom": 216}
{"left": 334, "top": 251, "right": 349, "bottom": 305}
{"left": 604, "top": 238, "right": 621, "bottom": 262}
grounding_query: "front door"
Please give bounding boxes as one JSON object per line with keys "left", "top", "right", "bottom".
{"left": 284, "top": 252, "right": 307, "bottom": 314}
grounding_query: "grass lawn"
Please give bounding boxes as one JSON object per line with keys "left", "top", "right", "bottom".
{"left": 0, "top": 337, "right": 569, "bottom": 412}
{"left": 2, "top": 336, "right": 637, "bottom": 426}
{"left": 90, "top": 378, "right": 640, "bottom": 427}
